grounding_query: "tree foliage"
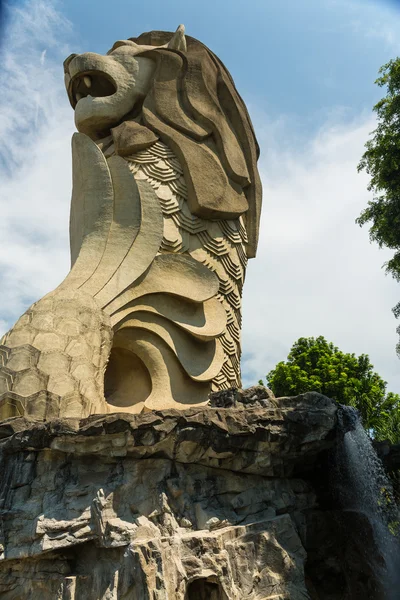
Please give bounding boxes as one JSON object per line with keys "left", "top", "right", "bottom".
{"left": 263, "top": 336, "right": 400, "bottom": 442}
{"left": 357, "top": 58, "right": 400, "bottom": 288}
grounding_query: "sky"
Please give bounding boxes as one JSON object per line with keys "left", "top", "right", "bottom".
{"left": 1, "top": 0, "right": 400, "bottom": 392}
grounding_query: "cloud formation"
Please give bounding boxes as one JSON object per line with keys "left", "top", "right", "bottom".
{"left": 0, "top": 0, "right": 74, "bottom": 324}
{"left": 242, "top": 114, "right": 400, "bottom": 392}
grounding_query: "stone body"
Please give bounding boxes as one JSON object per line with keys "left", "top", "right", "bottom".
{"left": 0, "top": 26, "right": 262, "bottom": 418}
{"left": 0, "top": 392, "right": 338, "bottom": 599}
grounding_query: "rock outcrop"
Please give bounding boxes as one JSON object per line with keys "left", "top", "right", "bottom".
{"left": 0, "top": 391, "right": 337, "bottom": 599}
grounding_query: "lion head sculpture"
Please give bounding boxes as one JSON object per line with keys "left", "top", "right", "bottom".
{"left": 64, "top": 26, "right": 261, "bottom": 258}
{"left": 0, "top": 26, "right": 262, "bottom": 419}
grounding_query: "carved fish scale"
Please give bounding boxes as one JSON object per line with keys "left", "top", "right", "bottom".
{"left": 124, "top": 140, "right": 247, "bottom": 390}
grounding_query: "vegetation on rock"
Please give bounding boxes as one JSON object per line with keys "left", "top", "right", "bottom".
{"left": 262, "top": 336, "right": 400, "bottom": 443}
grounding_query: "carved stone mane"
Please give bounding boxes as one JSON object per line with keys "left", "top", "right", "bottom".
{"left": 0, "top": 27, "right": 262, "bottom": 419}
{"left": 125, "top": 30, "right": 262, "bottom": 258}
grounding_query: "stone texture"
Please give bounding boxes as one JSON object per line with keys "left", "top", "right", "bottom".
{"left": 209, "top": 385, "right": 276, "bottom": 408}
{"left": 302, "top": 509, "right": 387, "bottom": 600}
{"left": 0, "top": 26, "right": 263, "bottom": 418}
{"left": 111, "top": 120, "right": 159, "bottom": 155}
{"left": 0, "top": 393, "right": 338, "bottom": 599}
{"left": 0, "top": 290, "right": 112, "bottom": 420}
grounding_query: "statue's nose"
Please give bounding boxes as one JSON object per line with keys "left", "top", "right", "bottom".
{"left": 63, "top": 53, "right": 78, "bottom": 73}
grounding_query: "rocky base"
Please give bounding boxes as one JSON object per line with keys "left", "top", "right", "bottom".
{"left": 0, "top": 389, "right": 386, "bottom": 599}
{"left": 0, "top": 391, "right": 339, "bottom": 599}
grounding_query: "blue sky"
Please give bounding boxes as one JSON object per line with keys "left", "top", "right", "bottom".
{"left": 60, "top": 0, "right": 400, "bottom": 129}
{"left": 1, "top": 0, "right": 400, "bottom": 393}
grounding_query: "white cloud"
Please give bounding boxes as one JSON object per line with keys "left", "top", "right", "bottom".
{"left": 242, "top": 113, "right": 400, "bottom": 394}
{"left": 0, "top": 0, "right": 75, "bottom": 327}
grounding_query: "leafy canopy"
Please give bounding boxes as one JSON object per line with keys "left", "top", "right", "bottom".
{"left": 263, "top": 336, "right": 400, "bottom": 442}
{"left": 357, "top": 58, "right": 400, "bottom": 289}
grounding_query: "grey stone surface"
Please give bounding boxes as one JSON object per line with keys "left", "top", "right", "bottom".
{"left": 0, "top": 393, "right": 337, "bottom": 599}
{"left": 209, "top": 385, "right": 276, "bottom": 408}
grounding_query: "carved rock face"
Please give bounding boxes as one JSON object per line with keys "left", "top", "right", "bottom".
{"left": 0, "top": 394, "right": 338, "bottom": 598}
{"left": 64, "top": 47, "right": 155, "bottom": 138}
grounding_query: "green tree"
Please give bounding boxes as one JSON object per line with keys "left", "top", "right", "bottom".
{"left": 263, "top": 336, "right": 400, "bottom": 441}
{"left": 374, "top": 404, "right": 400, "bottom": 445}
{"left": 357, "top": 58, "right": 400, "bottom": 324}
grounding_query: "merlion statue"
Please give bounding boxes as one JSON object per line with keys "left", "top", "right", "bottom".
{"left": 0, "top": 26, "right": 262, "bottom": 418}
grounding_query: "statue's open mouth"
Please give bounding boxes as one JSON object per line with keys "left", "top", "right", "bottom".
{"left": 69, "top": 71, "right": 117, "bottom": 108}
